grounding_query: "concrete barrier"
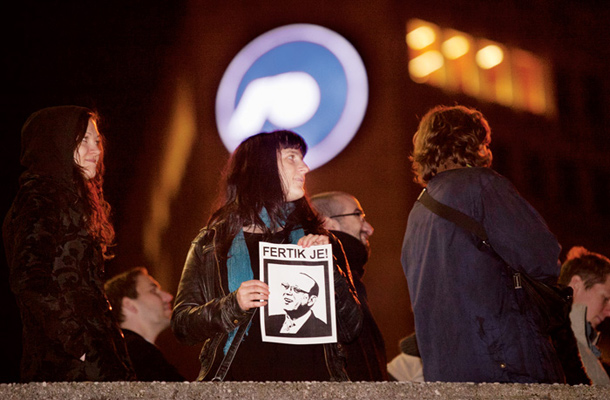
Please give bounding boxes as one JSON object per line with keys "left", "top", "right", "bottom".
{"left": 1, "top": 381, "right": 608, "bottom": 399}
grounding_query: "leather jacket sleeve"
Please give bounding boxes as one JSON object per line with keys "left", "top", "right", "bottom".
{"left": 171, "top": 229, "right": 253, "bottom": 346}
{"left": 329, "top": 233, "right": 363, "bottom": 344}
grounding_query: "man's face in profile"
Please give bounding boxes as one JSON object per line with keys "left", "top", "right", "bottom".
{"left": 281, "top": 273, "right": 317, "bottom": 315}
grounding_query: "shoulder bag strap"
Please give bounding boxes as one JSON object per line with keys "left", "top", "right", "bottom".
{"left": 418, "top": 188, "right": 489, "bottom": 245}
{"left": 417, "top": 188, "right": 523, "bottom": 288}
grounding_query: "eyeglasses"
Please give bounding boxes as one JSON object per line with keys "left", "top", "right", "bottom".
{"left": 281, "top": 283, "right": 310, "bottom": 295}
{"left": 329, "top": 210, "right": 366, "bottom": 220}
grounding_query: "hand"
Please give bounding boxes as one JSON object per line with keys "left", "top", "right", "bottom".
{"left": 297, "top": 234, "right": 329, "bottom": 248}
{"left": 236, "top": 279, "right": 269, "bottom": 311}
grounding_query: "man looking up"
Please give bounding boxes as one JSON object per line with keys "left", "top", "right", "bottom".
{"left": 105, "top": 267, "right": 184, "bottom": 381}
{"left": 559, "top": 247, "right": 610, "bottom": 385}
{"left": 311, "top": 191, "right": 388, "bottom": 381}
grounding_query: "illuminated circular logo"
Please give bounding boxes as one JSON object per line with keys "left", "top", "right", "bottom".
{"left": 215, "top": 24, "right": 368, "bottom": 170}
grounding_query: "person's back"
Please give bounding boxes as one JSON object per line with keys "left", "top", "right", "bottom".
{"left": 402, "top": 105, "right": 563, "bottom": 383}
{"left": 403, "top": 167, "right": 563, "bottom": 382}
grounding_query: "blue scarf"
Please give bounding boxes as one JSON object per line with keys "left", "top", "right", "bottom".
{"left": 223, "top": 205, "right": 304, "bottom": 354}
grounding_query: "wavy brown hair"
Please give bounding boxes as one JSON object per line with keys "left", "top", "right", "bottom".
{"left": 73, "top": 110, "right": 115, "bottom": 260}
{"left": 411, "top": 105, "right": 493, "bottom": 186}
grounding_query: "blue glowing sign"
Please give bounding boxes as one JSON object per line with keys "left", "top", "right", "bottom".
{"left": 215, "top": 24, "right": 368, "bottom": 170}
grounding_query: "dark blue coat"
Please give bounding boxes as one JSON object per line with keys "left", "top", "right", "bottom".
{"left": 402, "top": 167, "right": 564, "bottom": 383}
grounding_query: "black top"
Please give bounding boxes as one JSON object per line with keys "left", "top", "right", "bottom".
{"left": 225, "top": 231, "right": 329, "bottom": 381}
{"left": 122, "top": 329, "right": 184, "bottom": 382}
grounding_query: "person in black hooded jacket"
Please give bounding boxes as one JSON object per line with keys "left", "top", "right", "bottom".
{"left": 3, "top": 106, "right": 135, "bottom": 382}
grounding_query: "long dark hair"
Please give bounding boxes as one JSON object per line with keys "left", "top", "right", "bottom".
{"left": 208, "top": 130, "right": 324, "bottom": 258}
{"left": 72, "top": 110, "right": 115, "bottom": 260}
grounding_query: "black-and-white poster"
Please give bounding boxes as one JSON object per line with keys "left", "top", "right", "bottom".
{"left": 259, "top": 242, "right": 337, "bottom": 345}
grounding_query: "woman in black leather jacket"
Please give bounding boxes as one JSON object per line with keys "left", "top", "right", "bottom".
{"left": 171, "top": 130, "right": 362, "bottom": 381}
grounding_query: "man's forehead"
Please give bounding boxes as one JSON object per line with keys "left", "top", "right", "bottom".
{"left": 337, "top": 194, "right": 361, "bottom": 211}
{"left": 137, "top": 273, "right": 160, "bottom": 289}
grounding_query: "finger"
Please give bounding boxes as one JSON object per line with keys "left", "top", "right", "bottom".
{"left": 315, "top": 235, "right": 329, "bottom": 245}
{"left": 240, "top": 280, "right": 270, "bottom": 294}
{"left": 237, "top": 291, "right": 268, "bottom": 311}
{"left": 298, "top": 234, "right": 315, "bottom": 247}
{"left": 298, "top": 234, "right": 328, "bottom": 247}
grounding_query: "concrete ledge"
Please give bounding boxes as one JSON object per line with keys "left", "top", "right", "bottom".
{"left": 1, "top": 381, "right": 608, "bottom": 399}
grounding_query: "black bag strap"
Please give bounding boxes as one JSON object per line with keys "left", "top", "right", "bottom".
{"left": 417, "top": 188, "right": 523, "bottom": 288}
{"left": 211, "top": 309, "right": 257, "bottom": 382}
{"left": 418, "top": 188, "right": 489, "bottom": 246}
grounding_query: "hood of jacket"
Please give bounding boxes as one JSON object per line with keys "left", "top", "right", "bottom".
{"left": 20, "top": 105, "right": 92, "bottom": 184}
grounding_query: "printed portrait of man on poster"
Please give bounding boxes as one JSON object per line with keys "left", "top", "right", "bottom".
{"left": 259, "top": 243, "right": 337, "bottom": 345}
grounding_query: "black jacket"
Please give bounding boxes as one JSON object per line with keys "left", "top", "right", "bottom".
{"left": 122, "top": 329, "right": 184, "bottom": 382}
{"left": 332, "top": 230, "right": 389, "bottom": 381}
{"left": 3, "top": 106, "right": 135, "bottom": 382}
{"left": 171, "top": 225, "right": 363, "bottom": 381}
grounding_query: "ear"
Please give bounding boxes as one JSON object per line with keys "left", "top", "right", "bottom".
{"left": 322, "top": 216, "right": 340, "bottom": 231}
{"left": 307, "top": 295, "right": 318, "bottom": 307}
{"left": 569, "top": 275, "right": 584, "bottom": 296}
{"left": 121, "top": 297, "right": 138, "bottom": 316}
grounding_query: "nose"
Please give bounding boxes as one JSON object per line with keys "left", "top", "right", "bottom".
{"left": 362, "top": 220, "right": 374, "bottom": 237}
{"left": 602, "top": 302, "right": 610, "bottom": 317}
{"left": 299, "top": 159, "right": 310, "bottom": 173}
{"left": 90, "top": 141, "right": 101, "bottom": 155}
{"left": 161, "top": 290, "right": 173, "bottom": 303}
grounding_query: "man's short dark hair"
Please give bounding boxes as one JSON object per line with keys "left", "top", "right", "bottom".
{"left": 558, "top": 247, "right": 610, "bottom": 289}
{"left": 104, "top": 267, "right": 147, "bottom": 323}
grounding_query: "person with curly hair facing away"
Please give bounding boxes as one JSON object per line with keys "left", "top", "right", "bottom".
{"left": 401, "top": 105, "right": 566, "bottom": 383}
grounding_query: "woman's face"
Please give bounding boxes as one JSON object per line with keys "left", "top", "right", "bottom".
{"left": 278, "top": 148, "right": 309, "bottom": 202}
{"left": 74, "top": 119, "right": 101, "bottom": 179}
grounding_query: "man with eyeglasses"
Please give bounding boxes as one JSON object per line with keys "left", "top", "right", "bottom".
{"left": 311, "top": 191, "right": 388, "bottom": 381}
{"left": 266, "top": 272, "right": 330, "bottom": 337}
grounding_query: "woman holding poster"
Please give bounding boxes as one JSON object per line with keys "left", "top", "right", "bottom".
{"left": 171, "top": 130, "right": 362, "bottom": 381}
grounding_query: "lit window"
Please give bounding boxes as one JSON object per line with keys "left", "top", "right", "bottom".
{"left": 406, "top": 19, "right": 554, "bottom": 116}
{"left": 476, "top": 45, "right": 504, "bottom": 69}
{"left": 442, "top": 35, "right": 469, "bottom": 60}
